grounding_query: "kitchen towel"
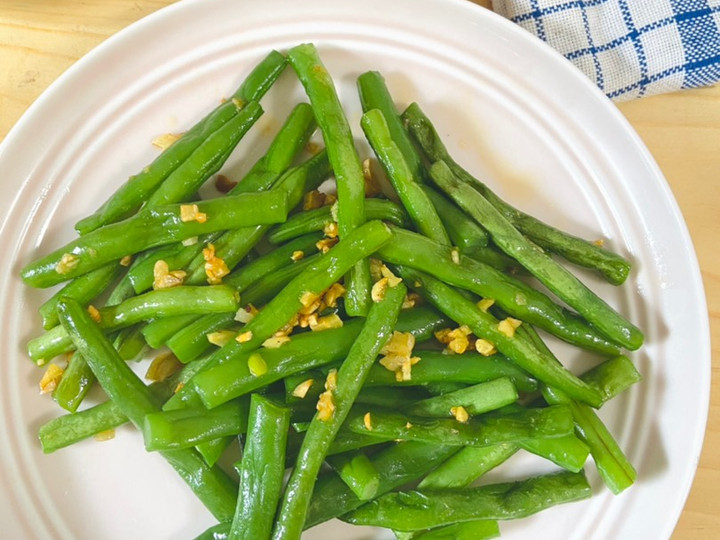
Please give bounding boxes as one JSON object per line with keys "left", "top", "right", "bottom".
{"left": 493, "top": 0, "right": 720, "bottom": 100}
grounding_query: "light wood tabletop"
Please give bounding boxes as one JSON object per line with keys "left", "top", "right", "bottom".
{"left": 1, "top": 1, "right": 718, "bottom": 538}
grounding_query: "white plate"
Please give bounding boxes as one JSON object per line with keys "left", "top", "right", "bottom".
{"left": 0, "top": 0, "right": 710, "bottom": 539}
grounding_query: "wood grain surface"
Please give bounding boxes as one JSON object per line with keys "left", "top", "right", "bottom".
{"left": 1, "top": 0, "right": 718, "bottom": 537}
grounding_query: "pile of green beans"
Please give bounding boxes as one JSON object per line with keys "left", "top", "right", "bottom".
{"left": 23, "top": 44, "right": 644, "bottom": 540}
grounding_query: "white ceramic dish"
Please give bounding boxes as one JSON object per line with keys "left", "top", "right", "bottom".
{"left": 0, "top": 0, "right": 710, "bottom": 539}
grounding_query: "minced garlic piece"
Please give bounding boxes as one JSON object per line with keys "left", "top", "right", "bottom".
{"left": 322, "top": 193, "right": 337, "bottom": 206}
{"left": 325, "top": 369, "right": 338, "bottom": 392}
{"left": 93, "top": 429, "right": 116, "bottom": 442}
{"left": 145, "top": 352, "right": 182, "bottom": 382}
{"left": 182, "top": 236, "right": 198, "bottom": 247}
{"left": 180, "top": 204, "right": 207, "bottom": 223}
{"left": 475, "top": 338, "right": 497, "bottom": 356}
{"left": 310, "top": 313, "right": 343, "bottom": 332}
{"left": 291, "top": 250, "right": 305, "bottom": 262}
{"left": 306, "top": 141, "right": 323, "bottom": 155}
{"left": 381, "top": 331, "right": 416, "bottom": 357}
{"left": 292, "top": 379, "right": 314, "bottom": 399}
{"left": 303, "top": 190, "right": 326, "bottom": 211}
{"left": 247, "top": 353, "right": 267, "bottom": 377}
{"left": 55, "top": 253, "right": 79, "bottom": 275}
{"left": 174, "top": 381, "right": 185, "bottom": 394}
{"left": 152, "top": 132, "right": 182, "bottom": 150}
{"left": 379, "top": 355, "right": 421, "bottom": 382}
{"left": 236, "top": 330, "right": 253, "bottom": 343}
{"left": 120, "top": 255, "right": 133, "bottom": 267}
{"left": 402, "top": 292, "right": 420, "bottom": 310}
{"left": 323, "top": 283, "right": 346, "bottom": 308}
{"left": 231, "top": 97, "right": 245, "bottom": 109}
{"left": 235, "top": 304, "right": 258, "bottom": 323}
{"left": 405, "top": 422, "right": 413, "bottom": 429}
{"left": 207, "top": 330, "right": 237, "bottom": 347}
{"left": 451, "top": 406, "right": 470, "bottom": 423}
{"left": 450, "top": 248, "right": 461, "bottom": 264}
{"left": 316, "top": 391, "right": 335, "bottom": 421}
{"left": 364, "top": 412, "right": 373, "bottom": 431}
{"left": 153, "top": 260, "right": 186, "bottom": 290}
{"left": 413, "top": 280, "right": 423, "bottom": 288}
{"left": 87, "top": 305, "right": 101, "bottom": 323}
{"left": 315, "top": 237, "right": 338, "bottom": 254}
{"left": 262, "top": 335, "right": 291, "bottom": 348}
{"left": 39, "top": 364, "right": 64, "bottom": 394}
{"left": 371, "top": 277, "right": 389, "bottom": 303}
{"left": 497, "top": 317, "right": 522, "bottom": 338}
{"left": 477, "top": 298, "right": 495, "bottom": 312}
{"left": 380, "top": 265, "right": 402, "bottom": 287}
{"left": 203, "top": 244, "right": 230, "bottom": 285}
{"left": 298, "top": 313, "right": 318, "bottom": 329}
{"left": 330, "top": 200, "right": 339, "bottom": 222}
{"left": 323, "top": 221, "right": 339, "bottom": 239}
{"left": 593, "top": 238, "right": 605, "bottom": 247}
{"left": 436, "top": 325, "right": 473, "bottom": 354}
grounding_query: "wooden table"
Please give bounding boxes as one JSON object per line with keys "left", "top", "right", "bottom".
{"left": 1, "top": 1, "right": 718, "bottom": 537}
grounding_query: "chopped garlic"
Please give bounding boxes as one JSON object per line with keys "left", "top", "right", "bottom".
{"left": 451, "top": 406, "right": 470, "bottom": 423}
{"left": 323, "top": 283, "right": 346, "bottom": 308}
{"left": 316, "top": 391, "right": 335, "bottom": 421}
{"left": 203, "top": 243, "right": 230, "bottom": 284}
{"left": 93, "top": 429, "right": 116, "bottom": 442}
{"left": 262, "top": 335, "right": 291, "bottom": 348}
{"left": 324, "top": 369, "right": 338, "bottom": 392}
{"left": 315, "top": 237, "right": 338, "bottom": 254}
{"left": 497, "top": 317, "right": 522, "bottom": 338}
{"left": 151, "top": 132, "right": 182, "bottom": 150}
{"left": 364, "top": 412, "right": 373, "bottom": 431}
{"left": 381, "top": 331, "right": 416, "bottom": 357}
{"left": 323, "top": 221, "right": 339, "bottom": 239}
{"left": 207, "top": 330, "right": 237, "bottom": 347}
{"left": 379, "top": 264, "right": 402, "bottom": 287}
{"left": 87, "top": 304, "right": 101, "bottom": 323}
{"left": 475, "top": 338, "right": 497, "bottom": 356}
{"left": 310, "top": 313, "right": 344, "bottom": 332}
{"left": 477, "top": 298, "right": 495, "bottom": 312}
{"left": 292, "top": 379, "right": 314, "bottom": 399}
{"left": 145, "top": 352, "right": 182, "bottom": 382}
{"left": 153, "top": 260, "right": 186, "bottom": 290}
{"left": 371, "top": 277, "right": 389, "bottom": 303}
{"left": 182, "top": 236, "right": 198, "bottom": 247}
{"left": 39, "top": 364, "right": 64, "bottom": 394}
{"left": 450, "top": 248, "right": 461, "bottom": 264}
{"left": 55, "top": 253, "right": 79, "bottom": 275}
{"left": 236, "top": 330, "right": 253, "bottom": 343}
{"left": 180, "top": 204, "right": 207, "bottom": 223}
{"left": 119, "top": 255, "right": 133, "bottom": 267}
{"left": 235, "top": 304, "right": 258, "bottom": 323}
{"left": 303, "top": 190, "right": 326, "bottom": 211}
{"left": 291, "top": 250, "right": 305, "bottom": 262}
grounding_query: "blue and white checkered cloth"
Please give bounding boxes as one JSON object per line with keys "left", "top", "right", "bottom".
{"left": 493, "top": 0, "right": 720, "bottom": 100}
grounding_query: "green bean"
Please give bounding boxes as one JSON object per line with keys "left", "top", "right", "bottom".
{"left": 403, "top": 102, "right": 631, "bottom": 285}
{"left": 422, "top": 185, "right": 489, "bottom": 251}
{"left": 342, "top": 471, "right": 591, "bottom": 530}
{"left": 145, "top": 102, "right": 264, "bottom": 206}
{"left": 288, "top": 43, "right": 372, "bottom": 316}
{"left": 56, "top": 297, "right": 237, "bottom": 520}
{"left": 362, "top": 109, "right": 450, "bottom": 245}
{"left": 75, "top": 51, "right": 287, "bottom": 234}
{"left": 27, "top": 285, "right": 239, "bottom": 362}
{"left": 167, "top": 314, "right": 238, "bottom": 364}
{"left": 267, "top": 198, "right": 409, "bottom": 244}
{"left": 345, "top": 405, "right": 573, "bottom": 448}
{"left": 165, "top": 219, "right": 392, "bottom": 411}
{"left": 429, "top": 161, "right": 642, "bottom": 350}
{"left": 325, "top": 450, "right": 380, "bottom": 501}
{"left": 241, "top": 253, "right": 321, "bottom": 307}
{"left": 230, "top": 394, "right": 291, "bottom": 540}
{"left": 395, "top": 266, "right": 603, "bottom": 407}
{"left": 574, "top": 354, "right": 642, "bottom": 406}
{"left": 142, "top": 398, "right": 249, "bottom": 452}
{"left": 142, "top": 315, "right": 201, "bottom": 349}
{"left": 51, "top": 352, "right": 94, "bottom": 412}
{"left": 357, "top": 70, "right": 424, "bottom": 182}
{"left": 22, "top": 191, "right": 289, "bottom": 288}
{"left": 378, "top": 227, "right": 620, "bottom": 354}
{"left": 405, "top": 378, "right": 518, "bottom": 418}
{"left": 272, "top": 281, "right": 406, "bottom": 540}
{"left": 364, "top": 350, "right": 537, "bottom": 394}
{"left": 38, "top": 262, "right": 123, "bottom": 329}
{"left": 183, "top": 150, "right": 331, "bottom": 285}
{"left": 395, "top": 520, "right": 501, "bottom": 540}
{"left": 305, "top": 442, "right": 459, "bottom": 529}
{"left": 418, "top": 443, "right": 519, "bottom": 490}
{"left": 519, "top": 434, "right": 590, "bottom": 472}
{"left": 113, "top": 326, "right": 147, "bottom": 361}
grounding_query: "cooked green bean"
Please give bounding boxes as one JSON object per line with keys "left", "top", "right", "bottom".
{"left": 403, "top": 102, "right": 632, "bottom": 285}
{"left": 395, "top": 266, "right": 603, "bottom": 407}
{"left": 362, "top": 109, "right": 450, "bottom": 245}
{"left": 22, "top": 191, "right": 289, "bottom": 288}
{"left": 272, "top": 281, "right": 406, "bottom": 540}
{"left": 418, "top": 443, "right": 519, "bottom": 490}
{"left": 230, "top": 394, "right": 291, "bottom": 540}
{"left": 378, "top": 227, "right": 620, "bottom": 354}
{"left": 56, "top": 297, "right": 237, "bottom": 520}
{"left": 288, "top": 43, "right": 372, "bottom": 316}
{"left": 75, "top": 51, "right": 287, "bottom": 234}
{"left": 342, "top": 470, "right": 592, "bottom": 530}
{"left": 267, "top": 198, "right": 408, "bottom": 244}
{"left": 405, "top": 378, "right": 518, "bottom": 418}
{"left": 325, "top": 450, "right": 380, "bottom": 501}
{"left": 395, "top": 520, "right": 501, "bottom": 540}
{"left": 422, "top": 185, "right": 489, "bottom": 251}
